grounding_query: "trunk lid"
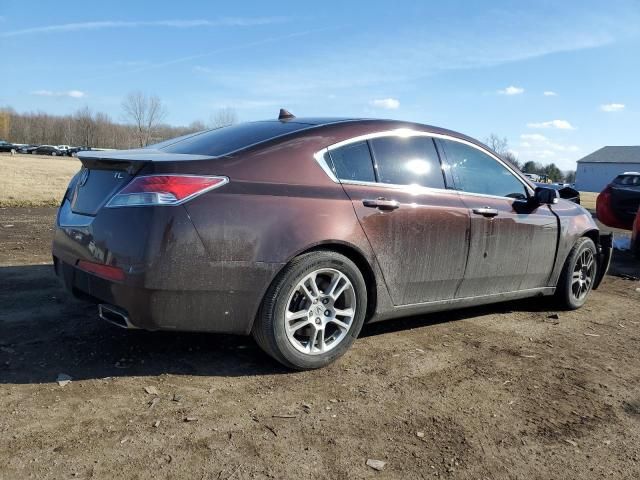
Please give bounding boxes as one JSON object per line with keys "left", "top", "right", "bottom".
{"left": 71, "top": 149, "right": 213, "bottom": 215}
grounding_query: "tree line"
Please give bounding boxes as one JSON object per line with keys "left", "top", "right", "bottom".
{"left": 485, "top": 134, "right": 575, "bottom": 183}
{"left": 0, "top": 91, "right": 238, "bottom": 150}
{"left": 0, "top": 95, "right": 576, "bottom": 183}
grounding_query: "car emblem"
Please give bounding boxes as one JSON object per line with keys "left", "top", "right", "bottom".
{"left": 114, "top": 172, "right": 125, "bottom": 179}
{"left": 78, "top": 168, "right": 90, "bottom": 187}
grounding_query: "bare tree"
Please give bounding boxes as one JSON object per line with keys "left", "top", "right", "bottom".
{"left": 74, "top": 106, "right": 95, "bottom": 147}
{"left": 485, "top": 133, "right": 522, "bottom": 169}
{"left": 0, "top": 109, "right": 10, "bottom": 140}
{"left": 209, "top": 107, "right": 238, "bottom": 129}
{"left": 485, "top": 134, "right": 508, "bottom": 154}
{"left": 122, "top": 91, "right": 167, "bottom": 147}
{"left": 188, "top": 120, "right": 207, "bottom": 132}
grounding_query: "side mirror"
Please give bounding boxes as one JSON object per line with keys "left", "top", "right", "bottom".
{"left": 534, "top": 186, "right": 559, "bottom": 205}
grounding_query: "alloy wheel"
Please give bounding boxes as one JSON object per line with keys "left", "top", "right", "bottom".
{"left": 571, "top": 249, "right": 595, "bottom": 301}
{"left": 284, "top": 268, "right": 356, "bottom": 355}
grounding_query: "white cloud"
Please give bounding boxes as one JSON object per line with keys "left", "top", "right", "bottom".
{"left": 543, "top": 91, "right": 557, "bottom": 96}
{"left": 31, "top": 90, "right": 86, "bottom": 98}
{"left": 517, "top": 134, "right": 580, "bottom": 169}
{"left": 600, "top": 103, "right": 625, "bottom": 112}
{"left": 498, "top": 86, "right": 524, "bottom": 95}
{"left": 1, "top": 17, "right": 288, "bottom": 37}
{"left": 527, "top": 119, "right": 575, "bottom": 130}
{"left": 519, "top": 133, "right": 580, "bottom": 163}
{"left": 370, "top": 98, "right": 400, "bottom": 110}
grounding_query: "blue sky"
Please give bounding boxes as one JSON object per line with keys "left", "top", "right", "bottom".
{"left": 1, "top": 0, "right": 639, "bottom": 170}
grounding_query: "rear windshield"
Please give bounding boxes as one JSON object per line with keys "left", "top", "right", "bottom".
{"left": 613, "top": 174, "right": 640, "bottom": 186}
{"left": 157, "top": 121, "right": 312, "bottom": 156}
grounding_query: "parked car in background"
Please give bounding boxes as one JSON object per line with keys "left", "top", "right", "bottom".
{"left": 52, "top": 114, "right": 612, "bottom": 369}
{"left": 66, "top": 146, "right": 91, "bottom": 157}
{"left": 0, "top": 140, "right": 19, "bottom": 153}
{"left": 596, "top": 172, "right": 640, "bottom": 230}
{"left": 632, "top": 210, "right": 640, "bottom": 259}
{"left": 534, "top": 182, "right": 581, "bottom": 204}
{"left": 31, "top": 145, "right": 64, "bottom": 156}
{"left": 17, "top": 144, "right": 38, "bottom": 154}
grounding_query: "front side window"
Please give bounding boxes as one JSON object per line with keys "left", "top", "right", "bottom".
{"left": 369, "top": 136, "right": 445, "bottom": 188}
{"left": 441, "top": 139, "right": 527, "bottom": 199}
{"left": 328, "top": 141, "right": 376, "bottom": 182}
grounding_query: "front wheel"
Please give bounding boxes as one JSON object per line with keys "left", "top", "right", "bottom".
{"left": 555, "top": 237, "right": 598, "bottom": 309}
{"left": 253, "top": 251, "right": 368, "bottom": 370}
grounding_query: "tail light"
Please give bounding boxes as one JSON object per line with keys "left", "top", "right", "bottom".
{"left": 106, "top": 175, "right": 228, "bottom": 207}
{"left": 596, "top": 184, "right": 627, "bottom": 229}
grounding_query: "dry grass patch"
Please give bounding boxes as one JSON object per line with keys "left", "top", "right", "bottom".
{"left": 579, "top": 191, "right": 598, "bottom": 212}
{"left": 0, "top": 153, "right": 80, "bottom": 207}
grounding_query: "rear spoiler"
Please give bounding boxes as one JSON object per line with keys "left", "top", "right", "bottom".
{"left": 78, "top": 149, "right": 214, "bottom": 172}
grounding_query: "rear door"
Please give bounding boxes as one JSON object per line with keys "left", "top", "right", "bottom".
{"left": 326, "top": 133, "right": 470, "bottom": 306}
{"left": 436, "top": 138, "right": 558, "bottom": 297}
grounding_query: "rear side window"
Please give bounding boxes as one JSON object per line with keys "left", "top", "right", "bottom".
{"left": 369, "top": 136, "right": 445, "bottom": 188}
{"left": 328, "top": 141, "right": 376, "bottom": 182}
{"left": 158, "top": 121, "right": 312, "bottom": 156}
{"left": 614, "top": 174, "right": 640, "bottom": 186}
{"left": 440, "top": 139, "right": 527, "bottom": 199}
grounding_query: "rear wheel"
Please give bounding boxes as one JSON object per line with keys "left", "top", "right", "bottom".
{"left": 555, "top": 237, "right": 597, "bottom": 309}
{"left": 253, "top": 251, "right": 367, "bottom": 370}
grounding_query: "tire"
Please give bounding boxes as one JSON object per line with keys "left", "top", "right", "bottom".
{"left": 555, "top": 237, "right": 598, "bottom": 310}
{"left": 51, "top": 152, "right": 57, "bottom": 156}
{"left": 253, "top": 251, "right": 368, "bottom": 370}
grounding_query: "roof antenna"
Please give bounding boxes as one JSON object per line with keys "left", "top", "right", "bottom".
{"left": 278, "top": 108, "right": 296, "bottom": 121}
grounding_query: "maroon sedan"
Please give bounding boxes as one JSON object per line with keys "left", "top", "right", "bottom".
{"left": 53, "top": 114, "right": 612, "bottom": 369}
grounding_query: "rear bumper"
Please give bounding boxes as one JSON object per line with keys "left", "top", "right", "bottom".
{"left": 593, "top": 233, "right": 612, "bottom": 290}
{"left": 53, "top": 257, "right": 279, "bottom": 333}
{"left": 52, "top": 201, "right": 282, "bottom": 334}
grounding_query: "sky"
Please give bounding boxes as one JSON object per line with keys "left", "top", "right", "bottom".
{"left": 1, "top": 0, "right": 639, "bottom": 171}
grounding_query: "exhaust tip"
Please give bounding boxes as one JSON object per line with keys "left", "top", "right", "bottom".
{"left": 98, "top": 304, "right": 137, "bottom": 329}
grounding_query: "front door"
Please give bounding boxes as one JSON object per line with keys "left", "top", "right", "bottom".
{"left": 327, "top": 134, "right": 470, "bottom": 306}
{"left": 436, "top": 138, "right": 558, "bottom": 298}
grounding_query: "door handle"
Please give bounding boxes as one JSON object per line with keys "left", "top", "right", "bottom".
{"left": 472, "top": 207, "right": 499, "bottom": 218}
{"left": 362, "top": 198, "right": 400, "bottom": 211}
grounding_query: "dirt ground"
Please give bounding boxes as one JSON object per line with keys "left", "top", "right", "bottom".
{"left": 1, "top": 207, "right": 639, "bottom": 480}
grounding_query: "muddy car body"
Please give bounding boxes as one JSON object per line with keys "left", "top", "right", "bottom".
{"left": 53, "top": 116, "right": 612, "bottom": 369}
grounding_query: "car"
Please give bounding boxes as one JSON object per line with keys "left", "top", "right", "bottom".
{"left": 596, "top": 172, "right": 640, "bottom": 230}
{"left": 52, "top": 113, "right": 612, "bottom": 370}
{"left": 65, "top": 146, "right": 91, "bottom": 157}
{"left": 0, "top": 140, "right": 19, "bottom": 153}
{"left": 534, "top": 182, "right": 580, "bottom": 204}
{"left": 632, "top": 210, "right": 640, "bottom": 259}
{"left": 31, "top": 145, "right": 64, "bottom": 156}
{"left": 16, "top": 144, "right": 38, "bottom": 154}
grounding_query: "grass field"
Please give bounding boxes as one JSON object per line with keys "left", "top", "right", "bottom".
{"left": 579, "top": 191, "right": 598, "bottom": 212}
{"left": 0, "top": 153, "right": 80, "bottom": 207}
